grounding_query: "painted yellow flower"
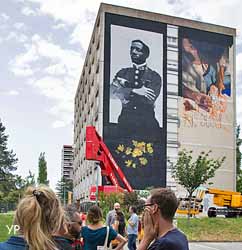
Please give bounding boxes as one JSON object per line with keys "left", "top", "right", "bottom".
{"left": 139, "top": 157, "right": 148, "bottom": 165}
{"left": 132, "top": 148, "right": 143, "bottom": 157}
{"left": 118, "top": 140, "right": 154, "bottom": 168}
{"left": 125, "top": 160, "right": 133, "bottom": 167}
{"left": 117, "top": 144, "right": 125, "bottom": 152}
{"left": 125, "top": 147, "right": 132, "bottom": 155}
{"left": 147, "top": 143, "right": 154, "bottom": 154}
{"left": 137, "top": 142, "right": 146, "bottom": 152}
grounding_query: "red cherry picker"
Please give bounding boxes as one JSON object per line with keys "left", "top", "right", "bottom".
{"left": 85, "top": 126, "right": 133, "bottom": 200}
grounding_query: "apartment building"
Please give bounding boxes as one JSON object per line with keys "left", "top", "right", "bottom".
{"left": 73, "top": 3, "right": 236, "bottom": 201}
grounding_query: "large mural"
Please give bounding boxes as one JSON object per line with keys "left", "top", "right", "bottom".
{"left": 103, "top": 13, "right": 167, "bottom": 189}
{"left": 179, "top": 28, "right": 233, "bottom": 130}
{"left": 178, "top": 27, "right": 234, "bottom": 189}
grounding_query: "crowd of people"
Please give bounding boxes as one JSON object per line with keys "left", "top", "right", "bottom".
{"left": 0, "top": 185, "right": 189, "bottom": 250}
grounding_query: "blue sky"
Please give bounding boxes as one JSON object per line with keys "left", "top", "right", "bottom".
{"left": 0, "top": 0, "right": 242, "bottom": 189}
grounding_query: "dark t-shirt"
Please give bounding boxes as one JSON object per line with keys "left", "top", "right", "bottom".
{"left": 53, "top": 236, "right": 74, "bottom": 250}
{"left": 82, "top": 226, "right": 117, "bottom": 250}
{"left": 148, "top": 228, "right": 189, "bottom": 250}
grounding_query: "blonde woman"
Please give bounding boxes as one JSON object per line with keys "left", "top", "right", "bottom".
{"left": 0, "top": 185, "right": 63, "bottom": 250}
{"left": 81, "top": 205, "right": 127, "bottom": 250}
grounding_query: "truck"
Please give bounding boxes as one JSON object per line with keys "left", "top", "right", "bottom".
{"left": 176, "top": 187, "right": 242, "bottom": 218}
{"left": 207, "top": 188, "right": 242, "bottom": 218}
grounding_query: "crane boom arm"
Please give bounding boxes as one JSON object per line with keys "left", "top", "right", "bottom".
{"left": 85, "top": 126, "right": 133, "bottom": 192}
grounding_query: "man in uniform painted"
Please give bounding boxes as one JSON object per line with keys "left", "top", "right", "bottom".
{"left": 110, "top": 39, "right": 162, "bottom": 139}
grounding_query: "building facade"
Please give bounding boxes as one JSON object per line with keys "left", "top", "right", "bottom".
{"left": 73, "top": 3, "right": 236, "bottom": 201}
{"left": 61, "top": 145, "right": 74, "bottom": 180}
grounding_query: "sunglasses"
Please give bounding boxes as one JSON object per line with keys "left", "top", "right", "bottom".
{"left": 137, "top": 203, "right": 155, "bottom": 209}
{"left": 143, "top": 203, "right": 155, "bottom": 207}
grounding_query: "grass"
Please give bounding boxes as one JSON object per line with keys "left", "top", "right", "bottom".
{"left": 1, "top": 213, "right": 242, "bottom": 242}
{"left": 0, "top": 213, "right": 15, "bottom": 242}
{"left": 178, "top": 217, "right": 242, "bottom": 241}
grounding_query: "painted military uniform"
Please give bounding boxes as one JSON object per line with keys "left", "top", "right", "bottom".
{"left": 110, "top": 64, "right": 162, "bottom": 139}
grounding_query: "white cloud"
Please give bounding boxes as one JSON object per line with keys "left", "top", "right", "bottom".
{"left": 25, "top": 0, "right": 99, "bottom": 24}
{"left": 21, "top": 6, "right": 38, "bottom": 16}
{"left": 9, "top": 42, "right": 38, "bottom": 76}
{"left": 5, "top": 31, "right": 28, "bottom": 43}
{"left": 34, "top": 76, "right": 71, "bottom": 100}
{"left": 0, "top": 13, "right": 10, "bottom": 22}
{"left": 9, "top": 34, "right": 83, "bottom": 126}
{"left": 32, "top": 76, "right": 75, "bottom": 127}
{"left": 52, "top": 120, "right": 67, "bottom": 128}
{"left": 13, "top": 22, "right": 26, "bottom": 30}
{"left": 45, "top": 63, "right": 68, "bottom": 75}
{"left": 8, "top": 90, "right": 20, "bottom": 96}
{"left": 70, "top": 22, "right": 93, "bottom": 50}
{"left": 0, "top": 90, "right": 20, "bottom": 96}
{"left": 53, "top": 22, "right": 68, "bottom": 30}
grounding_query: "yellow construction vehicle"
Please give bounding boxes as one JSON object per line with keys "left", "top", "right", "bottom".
{"left": 207, "top": 188, "right": 242, "bottom": 218}
{"left": 176, "top": 188, "right": 205, "bottom": 216}
{"left": 176, "top": 187, "right": 242, "bottom": 218}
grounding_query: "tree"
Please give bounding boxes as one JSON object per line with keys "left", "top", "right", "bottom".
{"left": 99, "top": 192, "right": 124, "bottom": 219}
{"left": 0, "top": 120, "right": 18, "bottom": 195}
{"left": 37, "top": 152, "right": 49, "bottom": 185}
{"left": 171, "top": 149, "right": 225, "bottom": 220}
{"left": 25, "top": 170, "right": 36, "bottom": 187}
{"left": 56, "top": 177, "right": 73, "bottom": 205}
{"left": 123, "top": 191, "right": 145, "bottom": 215}
{"left": 236, "top": 125, "right": 242, "bottom": 192}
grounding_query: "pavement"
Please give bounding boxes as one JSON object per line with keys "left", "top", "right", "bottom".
{"left": 189, "top": 242, "right": 242, "bottom": 250}
{"left": 124, "top": 242, "right": 242, "bottom": 250}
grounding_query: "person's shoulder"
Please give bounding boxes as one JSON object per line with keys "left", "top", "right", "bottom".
{"left": 109, "top": 226, "right": 118, "bottom": 238}
{"left": 53, "top": 236, "right": 73, "bottom": 250}
{"left": 163, "top": 228, "right": 188, "bottom": 250}
{"left": 116, "top": 67, "right": 132, "bottom": 74}
{"left": 109, "top": 226, "right": 118, "bottom": 234}
{"left": 0, "top": 236, "right": 27, "bottom": 250}
{"left": 171, "top": 228, "right": 188, "bottom": 239}
{"left": 146, "top": 67, "right": 161, "bottom": 77}
{"left": 81, "top": 225, "right": 89, "bottom": 234}
{"left": 155, "top": 229, "right": 188, "bottom": 250}
{"left": 149, "top": 237, "right": 176, "bottom": 250}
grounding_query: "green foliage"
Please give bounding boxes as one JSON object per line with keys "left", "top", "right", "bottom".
{"left": 0, "top": 120, "right": 18, "bottom": 196}
{"left": 37, "top": 152, "right": 49, "bottom": 185}
{"left": 56, "top": 177, "right": 73, "bottom": 205}
{"left": 0, "top": 213, "right": 15, "bottom": 242}
{"left": 123, "top": 191, "right": 145, "bottom": 215}
{"left": 236, "top": 125, "right": 242, "bottom": 192}
{"left": 237, "top": 175, "right": 242, "bottom": 194}
{"left": 178, "top": 217, "right": 242, "bottom": 241}
{"left": 1, "top": 171, "right": 36, "bottom": 210}
{"left": 98, "top": 192, "right": 124, "bottom": 219}
{"left": 171, "top": 150, "right": 225, "bottom": 196}
{"left": 0, "top": 120, "right": 36, "bottom": 211}
{"left": 171, "top": 149, "right": 225, "bottom": 219}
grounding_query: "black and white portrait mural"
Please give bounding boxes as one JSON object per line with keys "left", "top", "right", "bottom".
{"left": 103, "top": 13, "right": 167, "bottom": 189}
{"left": 109, "top": 25, "right": 163, "bottom": 133}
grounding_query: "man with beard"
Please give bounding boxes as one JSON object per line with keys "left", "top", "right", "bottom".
{"left": 106, "top": 202, "right": 121, "bottom": 227}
